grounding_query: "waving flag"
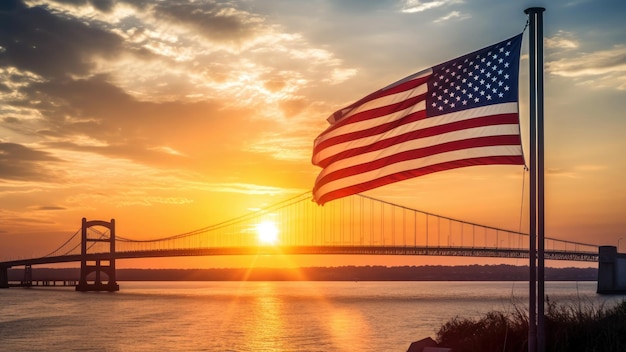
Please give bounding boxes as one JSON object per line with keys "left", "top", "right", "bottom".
{"left": 312, "top": 33, "right": 524, "bottom": 205}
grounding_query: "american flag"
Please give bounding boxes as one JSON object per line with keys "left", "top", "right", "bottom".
{"left": 312, "top": 33, "right": 525, "bottom": 205}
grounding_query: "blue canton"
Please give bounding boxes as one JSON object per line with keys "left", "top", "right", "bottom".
{"left": 426, "top": 34, "right": 523, "bottom": 117}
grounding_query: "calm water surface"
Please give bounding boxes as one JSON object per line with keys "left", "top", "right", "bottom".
{"left": 1, "top": 281, "right": 625, "bottom": 352}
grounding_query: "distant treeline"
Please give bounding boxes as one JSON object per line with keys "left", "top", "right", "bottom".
{"left": 8, "top": 264, "right": 597, "bottom": 281}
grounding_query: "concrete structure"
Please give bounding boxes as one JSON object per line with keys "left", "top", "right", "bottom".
{"left": 75, "top": 218, "right": 119, "bottom": 292}
{"left": 597, "top": 246, "right": 626, "bottom": 294}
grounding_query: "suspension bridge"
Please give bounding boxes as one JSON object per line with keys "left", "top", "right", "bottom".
{"left": 0, "top": 193, "right": 608, "bottom": 292}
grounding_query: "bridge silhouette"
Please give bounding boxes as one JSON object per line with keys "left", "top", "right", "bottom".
{"left": 0, "top": 193, "right": 600, "bottom": 291}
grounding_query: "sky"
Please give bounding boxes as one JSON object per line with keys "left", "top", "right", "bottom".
{"left": 1, "top": 0, "right": 625, "bottom": 269}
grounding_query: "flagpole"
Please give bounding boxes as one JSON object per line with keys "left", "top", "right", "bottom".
{"left": 524, "top": 7, "right": 545, "bottom": 352}
{"left": 535, "top": 8, "right": 546, "bottom": 352}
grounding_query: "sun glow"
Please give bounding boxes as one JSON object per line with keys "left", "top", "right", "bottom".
{"left": 256, "top": 221, "right": 279, "bottom": 245}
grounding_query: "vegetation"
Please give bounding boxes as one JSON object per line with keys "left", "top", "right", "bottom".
{"left": 436, "top": 299, "right": 626, "bottom": 352}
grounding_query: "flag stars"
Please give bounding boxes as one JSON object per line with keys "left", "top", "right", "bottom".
{"left": 427, "top": 35, "right": 518, "bottom": 116}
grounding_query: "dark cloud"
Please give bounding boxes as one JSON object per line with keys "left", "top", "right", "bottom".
{"left": 2, "top": 117, "right": 20, "bottom": 124}
{"left": 0, "top": 142, "right": 64, "bottom": 181}
{"left": 33, "top": 205, "right": 67, "bottom": 210}
{"left": 0, "top": 0, "right": 124, "bottom": 79}
{"left": 152, "top": 1, "right": 261, "bottom": 43}
{"left": 47, "top": 0, "right": 115, "bottom": 12}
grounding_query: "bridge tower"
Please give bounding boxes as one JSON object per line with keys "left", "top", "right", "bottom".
{"left": 76, "top": 218, "right": 119, "bottom": 292}
{"left": 597, "top": 246, "right": 626, "bottom": 294}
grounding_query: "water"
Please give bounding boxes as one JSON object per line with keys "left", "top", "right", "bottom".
{"left": 1, "top": 281, "right": 624, "bottom": 352}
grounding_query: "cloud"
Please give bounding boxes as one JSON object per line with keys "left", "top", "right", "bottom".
{"left": 31, "top": 205, "right": 67, "bottom": 210}
{"left": 545, "top": 30, "right": 579, "bottom": 50}
{"left": 401, "top": 0, "right": 463, "bottom": 13}
{"left": 150, "top": 1, "right": 265, "bottom": 45}
{"left": 0, "top": 142, "right": 65, "bottom": 181}
{"left": 433, "top": 10, "right": 470, "bottom": 23}
{"left": 0, "top": 1, "right": 126, "bottom": 79}
{"left": 547, "top": 45, "right": 626, "bottom": 89}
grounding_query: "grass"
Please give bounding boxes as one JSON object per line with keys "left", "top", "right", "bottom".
{"left": 435, "top": 299, "right": 626, "bottom": 352}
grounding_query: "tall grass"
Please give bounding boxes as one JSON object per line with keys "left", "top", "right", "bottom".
{"left": 435, "top": 299, "right": 626, "bottom": 352}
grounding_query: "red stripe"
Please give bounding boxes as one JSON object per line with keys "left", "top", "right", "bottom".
{"left": 314, "top": 135, "right": 523, "bottom": 193}
{"left": 322, "top": 93, "right": 428, "bottom": 137}
{"left": 315, "top": 113, "right": 519, "bottom": 168}
{"left": 314, "top": 109, "right": 427, "bottom": 160}
{"left": 315, "top": 156, "right": 524, "bottom": 205}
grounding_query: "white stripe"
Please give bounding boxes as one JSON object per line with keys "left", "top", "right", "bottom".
{"left": 315, "top": 124, "right": 522, "bottom": 181}
{"left": 316, "top": 100, "right": 426, "bottom": 149}
{"left": 313, "top": 102, "right": 518, "bottom": 165}
{"left": 314, "top": 145, "right": 522, "bottom": 198}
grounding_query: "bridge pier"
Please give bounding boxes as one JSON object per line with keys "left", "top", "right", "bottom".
{"left": 76, "top": 218, "right": 119, "bottom": 292}
{"left": 597, "top": 246, "right": 626, "bottom": 294}
{"left": 22, "top": 264, "right": 32, "bottom": 287}
{"left": 0, "top": 266, "right": 8, "bottom": 288}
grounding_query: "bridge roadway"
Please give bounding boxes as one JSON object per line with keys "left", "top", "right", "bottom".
{"left": 0, "top": 245, "right": 599, "bottom": 268}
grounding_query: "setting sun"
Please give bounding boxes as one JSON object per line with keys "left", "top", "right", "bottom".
{"left": 256, "top": 221, "right": 279, "bottom": 245}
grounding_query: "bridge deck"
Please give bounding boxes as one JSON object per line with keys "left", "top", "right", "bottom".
{"left": 0, "top": 246, "right": 598, "bottom": 268}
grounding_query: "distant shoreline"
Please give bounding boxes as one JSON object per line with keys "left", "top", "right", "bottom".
{"left": 8, "top": 264, "right": 597, "bottom": 282}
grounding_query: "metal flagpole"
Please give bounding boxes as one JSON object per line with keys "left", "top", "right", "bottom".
{"left": 526, "top": 7, "right": 537, "bottom": 350}
{"left": 524, "top": 7, "right": 545, "bottom": 352}
{"left": 535, "top": 8, "right": 546, "bottom": 352}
